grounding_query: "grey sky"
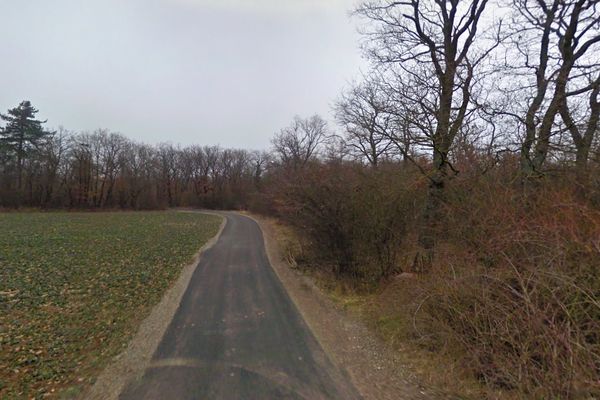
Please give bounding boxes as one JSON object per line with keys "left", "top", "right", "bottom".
{"left": 0, "top": 0, "right": 366, "bottom": 149}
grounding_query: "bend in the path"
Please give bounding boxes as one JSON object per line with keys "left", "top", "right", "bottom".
{"left": 120, "top": 213, "right": 360, "bottom": 400}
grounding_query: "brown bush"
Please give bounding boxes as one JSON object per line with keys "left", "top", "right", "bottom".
{"left": 271, "top": 162, "right": 424, "bottom": 283}
{"left": 409, "top": 175, "right": 600, "bottom": 398}
{"left": 266, "top": 157, "right": 600, "bottom": 398}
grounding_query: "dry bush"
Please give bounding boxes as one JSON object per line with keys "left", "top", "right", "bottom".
{"left": 267, "top": 157, "right": 600, "bottom": 398}
{"left": 272, "top": 162, "right": 423, "bottom": 283}
{"left": 410, "top": 175, "right": 600, "bottom": 398}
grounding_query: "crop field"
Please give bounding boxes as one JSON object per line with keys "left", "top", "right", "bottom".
{"left": 0, "top": 211, "right": 222, "bottom": 399}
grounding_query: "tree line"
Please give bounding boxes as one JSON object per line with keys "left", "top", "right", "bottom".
{"left": 0, "top": 101, "right": 274, "bottom": 210}
{"left": 0, "top": 103, "right": 338, "bottom": 212}
{"left": 2, "top": 0, "right": 600, "bottom": 217}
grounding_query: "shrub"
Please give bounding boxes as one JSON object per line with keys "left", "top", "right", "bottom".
{"left": 273, "top": 162, "right": 422, "bottom": 282}
{"left": 268, "top": 159, "right": 600, "bottom": 398}
{"left": 411, "top": 176, "right": 600, "bottom": 398}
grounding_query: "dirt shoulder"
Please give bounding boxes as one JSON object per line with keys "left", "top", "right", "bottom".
{"left": 247, "top": 213, "right": 452, "bottom": 400}
{"left": 84, "top": 214, "right": 226, "bottom": 400}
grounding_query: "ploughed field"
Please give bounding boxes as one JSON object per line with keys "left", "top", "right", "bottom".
{"left": 0, "top": 211, "right": 222, "bottom": 399}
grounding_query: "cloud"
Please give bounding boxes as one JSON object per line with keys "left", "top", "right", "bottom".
{"left": 167, "top": 0, "right": 356, "bottom": 16}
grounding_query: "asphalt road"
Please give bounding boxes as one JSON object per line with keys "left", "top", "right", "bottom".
{"left": 120, "top": 213, "right": 361, "bottom": 400}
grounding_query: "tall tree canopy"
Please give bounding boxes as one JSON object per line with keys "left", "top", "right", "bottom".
{"left": 0, "top": 101, "right": 50, "bottom": 189}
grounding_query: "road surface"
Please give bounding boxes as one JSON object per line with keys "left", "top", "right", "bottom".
{"left": 120, "top": 213, "right": 361, "bottom": 400}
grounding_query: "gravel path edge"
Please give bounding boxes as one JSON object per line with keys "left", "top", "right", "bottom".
{"left": 83, "top": 213, "right": 226, "bottom": 400}
{"left": 245, "top": 213, "right": 444, "bottom": 400}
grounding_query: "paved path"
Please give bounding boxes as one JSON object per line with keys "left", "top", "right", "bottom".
{"left": 120, "top": 213, "right": 361, "bottom": 400}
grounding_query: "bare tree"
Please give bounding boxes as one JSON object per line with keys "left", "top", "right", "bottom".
{"left": 356, "top": 0, "right": 496, "bottom": 267}
{"left": 119, "top": 142, "right": 156, "bottom": 208}
{"left": 68, "top": 135, "right": 93, "bottom": 207}
{"left": 335, "top": 78, "right": 395, "bottom": 166}
{"left": 157, "top": 143, "right": 180, "bottom": 207}
{"left": 250, "top": 150, "right": 271, "bottom": 187}
{"left": 38, "top": 127, "right": 71, "bottom": 207}
{"left": 271, "top": 115, "right": 328, "bottom": 169}
{"left": 509, "top": 0, "right": 600, "bottom": 178}
{"left": 181, "top": 145, "right": 210, "bottom": 202}
{"left": 0, "top": 122, "right": 262, "bottom": 210}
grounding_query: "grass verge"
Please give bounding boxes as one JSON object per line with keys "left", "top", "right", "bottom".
{"left": 0, "top": 211, "right": 222, "bottom": 399}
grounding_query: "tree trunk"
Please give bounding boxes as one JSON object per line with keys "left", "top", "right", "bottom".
{"left": 414, "top": 144, "right": 449, "bottom": 272}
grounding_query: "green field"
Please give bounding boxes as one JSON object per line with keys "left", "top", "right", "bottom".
{"left": 0, "top": 211, "right": 222, "bottom": 399}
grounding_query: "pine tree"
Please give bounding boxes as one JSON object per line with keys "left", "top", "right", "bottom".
{"left": 0, "top": 101, "right": 50, "bottom": 190}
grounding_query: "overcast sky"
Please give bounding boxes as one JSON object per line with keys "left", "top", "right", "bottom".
{"left": 0, "top": 0, "right": 366, "bottom": 149}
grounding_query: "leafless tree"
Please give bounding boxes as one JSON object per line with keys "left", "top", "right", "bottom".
{"left": 508, "top": 0, "right": 600, "bottom": 178}
{"left": 119, "top": 141, "right": 156, "bottom": 208}
{"left": 271, "top": 115, "right": 328, "bottom": 169}
{"left": 38, "top": 127, "right": 71, "bottom": 207}
{"left": 250, "top": 150, "right": 271, "bottom": 187}
{"left": 157, "top": 143, "right": 180, "bottom": 207}
{"left": 323, "top": 135, "right": 352, "bottom": 164}
{"left": 356, "top": 0, "right": 498, "bottom": 266}
{"left": 0, "top": 125, "right": 265, "bottom": 210}
{"left": 335, "top": 78, "right": 396, "bottom": 167}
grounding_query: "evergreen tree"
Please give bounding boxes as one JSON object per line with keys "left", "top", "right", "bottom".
{"left": 0, "top": 101, "right": 50, "bottom": 189}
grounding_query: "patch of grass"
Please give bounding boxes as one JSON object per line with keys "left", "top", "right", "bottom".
{"left": 0, "top": 211, "right": 222, "bottom": 399}
{"left": 361, "top": 279, "right": 493, "bottom": 400}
